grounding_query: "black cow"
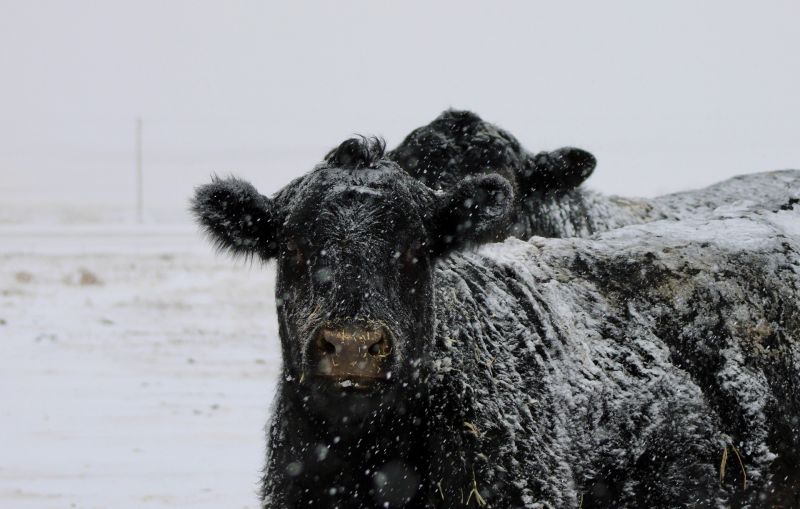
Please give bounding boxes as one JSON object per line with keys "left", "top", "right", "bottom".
{"left": 391, "top": 110, "right": 797, "bottom": 240}
{"left": 388, "top": 109, "right": 600, "bottom": 240}
{"left": 192, "top": 137, "right": 800, "bottom": 508}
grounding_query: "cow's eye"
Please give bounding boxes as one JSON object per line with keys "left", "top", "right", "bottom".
{"left": 403, "top": 241, "right": 423, "bottom": 266}
{"left": 285, "top": 239, "right": 306, "bottom": 267}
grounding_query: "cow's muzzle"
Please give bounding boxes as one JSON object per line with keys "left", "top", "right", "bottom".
{"left": 311, "top": 323, "right": 393, "bottom": 386}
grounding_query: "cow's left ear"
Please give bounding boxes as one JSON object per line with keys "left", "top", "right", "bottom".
{"left": 429, "top": 174, "right": 514, "bottom": 257}
{"left": 191, "top": 176, "right": 282, "bottom": 260}
{"left": 520, "top": 147, "right": 596, "bottom": 194}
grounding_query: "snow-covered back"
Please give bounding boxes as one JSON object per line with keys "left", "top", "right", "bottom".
{"left": 428, "top": 176, "right": 799, "bottom": 506}
{"left": 518, "top": 169, "right": 800, "bottom": 239}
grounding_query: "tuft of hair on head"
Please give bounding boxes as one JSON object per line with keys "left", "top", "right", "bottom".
{"left": 437, "top": 109, "right": 483, "bottom": 130}
{"left": 325, "top": 136, "right": 387, "bottom": 169}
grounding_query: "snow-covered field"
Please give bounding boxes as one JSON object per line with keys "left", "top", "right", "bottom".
{"left": 1, "top": 226, "right": 281, "bottom": 508}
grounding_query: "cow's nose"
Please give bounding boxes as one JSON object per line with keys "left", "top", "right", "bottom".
{"left": 314, "top": 325, "right": 392, "bottom": 381}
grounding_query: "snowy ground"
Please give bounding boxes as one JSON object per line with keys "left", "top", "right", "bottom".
{"left": 0, "top": 226, "right": 281, "bottom": 508}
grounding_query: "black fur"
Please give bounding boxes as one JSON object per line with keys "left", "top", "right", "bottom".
{"left": 428, "top": 173, "right": 513, "bottom": 256}
{"left": 190, "top": 176, "right": 280, "bottom": 259}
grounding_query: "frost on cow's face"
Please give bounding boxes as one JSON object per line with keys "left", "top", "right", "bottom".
{"left": 275, "top": 167, "right": 433, "bottom": 393}
{"left": 192, "top": 138, "right": 512, "bottom": 403}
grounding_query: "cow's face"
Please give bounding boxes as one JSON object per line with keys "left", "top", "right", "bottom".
{"left": 192, "top": 138, "right": 512, "bottom": 415}
{"left": 276, "top": 166, "right": 435, "bottom": 396}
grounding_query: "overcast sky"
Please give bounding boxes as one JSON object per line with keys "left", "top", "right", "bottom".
{"left": 1, "top": 0, "right": 798, "bottom": 223}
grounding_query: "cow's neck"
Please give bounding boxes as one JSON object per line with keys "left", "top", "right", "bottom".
{"left": 266, "top": 379, "right": 432, "bottom": 508}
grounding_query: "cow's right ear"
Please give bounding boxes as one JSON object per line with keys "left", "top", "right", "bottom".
{"left": 428, "top": 173, "right": 513, "bottom": 257}
{"left": 191, "top": 176, "right": 281, "bottom": 260}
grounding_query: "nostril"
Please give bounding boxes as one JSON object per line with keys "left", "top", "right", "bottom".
{"left": 318, "top": 337, "right": 337, "bottom": 355}
{"left": 368, "top": 336, "right": 391, "bottom": 357}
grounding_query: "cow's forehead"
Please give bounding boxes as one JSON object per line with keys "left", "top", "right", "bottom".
{"left": 313, "top": 164, "right": 411, "bottom": 189}
{"left": 294, "top": 164, "right": 425, "bottom": 207}
{"left": 328, "top": 183, "right": 385, "bottom": 197}
{"left": 282, "top": 164, "right": 430, "bottom": 233}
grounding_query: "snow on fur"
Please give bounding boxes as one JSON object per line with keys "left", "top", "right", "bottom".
{"left": 430, "top": 195, "right": 799, "bottom": 507}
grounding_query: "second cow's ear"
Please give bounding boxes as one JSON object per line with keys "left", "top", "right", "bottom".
{"left": 191, "top": 176, "right": 281, "bottom": 260}
{"left": 428, "top": 174, "right": 514, "bottom": 257}
{"left": 520, "top": 147, "right": 596, "bottom": 195}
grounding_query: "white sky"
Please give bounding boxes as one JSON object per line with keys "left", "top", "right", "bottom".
{"left": 1, "top": 0, "right": 798, "bottom": 223}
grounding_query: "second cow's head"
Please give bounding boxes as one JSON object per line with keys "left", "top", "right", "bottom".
{"left": 193, "top": 137, "right": 512, "bottom": 408}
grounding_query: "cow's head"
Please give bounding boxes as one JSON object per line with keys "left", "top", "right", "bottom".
{"left": 192, "top": 137, "right": 512, "bottom": 417}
